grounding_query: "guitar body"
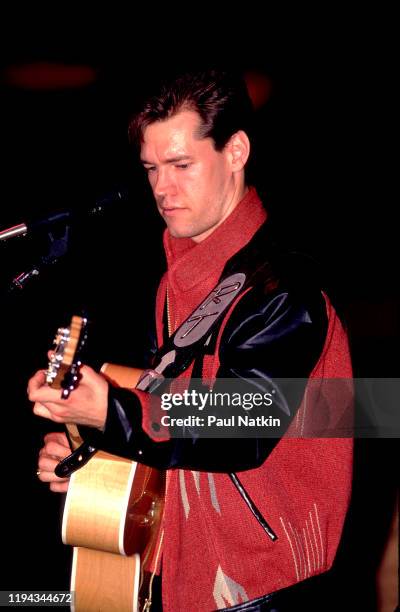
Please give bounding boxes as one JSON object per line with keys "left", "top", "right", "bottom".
{"left": 65, "top": 450, "right": 164, "bottom": 612}
{"left": 71, "top": 548, "right": 140, "bottom": 612}
{"left": 46, "top": 319, "right": 165, "bottom": 611}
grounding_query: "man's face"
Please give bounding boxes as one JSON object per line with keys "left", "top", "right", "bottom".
{"left": 140, "top": 110, "right": 244, "bottom": 242}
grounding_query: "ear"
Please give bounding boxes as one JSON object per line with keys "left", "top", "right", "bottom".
{"left": 226, "top": 130, "right": 251, "bottom": 172}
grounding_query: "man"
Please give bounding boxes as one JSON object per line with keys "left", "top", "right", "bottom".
{"left": 29, "top": 69, "right": 353, "bottom": 611}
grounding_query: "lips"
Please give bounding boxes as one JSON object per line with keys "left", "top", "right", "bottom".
{"left": 161, "top": 207, "right": 186, "bottom": 214}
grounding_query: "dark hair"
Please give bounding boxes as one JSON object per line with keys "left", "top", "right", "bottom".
{"left": 128, "top": 69, "right": 254, "bottom": 152}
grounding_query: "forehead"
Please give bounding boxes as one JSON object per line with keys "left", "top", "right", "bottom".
{"left": 141, "top": 110, "right": 213, "bottom": 160}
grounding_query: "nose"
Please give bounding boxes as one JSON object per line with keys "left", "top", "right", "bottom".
{"left": 153, "top": 167, "right": 175, "bottom": 198}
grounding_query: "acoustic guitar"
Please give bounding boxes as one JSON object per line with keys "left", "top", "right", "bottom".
{"left": 46, "top": 315, "right": 165, "bottom": 611}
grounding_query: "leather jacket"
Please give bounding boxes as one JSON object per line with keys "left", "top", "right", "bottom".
{"left": 81, "top": 224, "right": 328, "bottom": 473}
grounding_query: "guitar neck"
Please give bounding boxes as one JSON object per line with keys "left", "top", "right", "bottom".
{"left": 66, "top": 423, "right": 84, "bottom": 450}
{"left": 100, "top": 363, "right": 143, "bottom": 389}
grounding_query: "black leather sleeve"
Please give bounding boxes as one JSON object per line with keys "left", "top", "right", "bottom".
{"left": 82, "top": 284, "right": 328, "bottom": 472}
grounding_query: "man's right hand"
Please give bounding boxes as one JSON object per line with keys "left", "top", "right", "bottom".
{"left": 37, "top": 432, "right": 71, "bottom": 493}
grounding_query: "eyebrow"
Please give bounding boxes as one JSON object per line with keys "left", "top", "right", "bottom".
{"left": 140, "top": 155, "right": 194, "bottom": 165}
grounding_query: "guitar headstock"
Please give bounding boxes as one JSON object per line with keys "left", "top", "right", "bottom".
{"left": 46, "top": 315, "right": 88, "bottom": 398}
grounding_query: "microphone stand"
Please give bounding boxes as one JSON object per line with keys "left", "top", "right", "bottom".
{"left": 0, "top": 211, "right": 71, "bottom": 243}
{"left": 0, "top": 187, "right": 128, "bottom": 299}
{"left": 4, "top": 225, "right": 70, "bottom": 296}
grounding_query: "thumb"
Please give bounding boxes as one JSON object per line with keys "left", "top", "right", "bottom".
{"left": 33, "top": 402, "right": 53, "bottom": 419}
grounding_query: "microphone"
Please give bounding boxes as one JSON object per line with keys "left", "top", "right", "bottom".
{"left": 0, "top": 188, "right": 129, "bottom": 242}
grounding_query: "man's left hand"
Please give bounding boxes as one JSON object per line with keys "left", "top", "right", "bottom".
{"left": 28, "top": 365, "right": 108, "bottom": 430}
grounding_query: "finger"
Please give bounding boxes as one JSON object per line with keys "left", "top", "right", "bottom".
{"left": 38, "top": 456, "right": 58, "bottom": 472}
{"left": 43, "top": 432, "right": 71, "bottom": 451}
{"left": 27, "top": 370, "right": 47, "bottom": 395}
{"left": 38, "top": 468, "right": 69, "bottom": 483}
{"left": 49, "top": 481, "right": 69, "bottom": 493}
{"left": 28, "top": 383, "right": 64, "bottom": 404}
{"left": 42, "top": 440, "right": 71, "bottom": 459}
{"left": 33, "top": 402, "right": 53, "bottom": 419}
{"left": 33, "top": 401, "right": 69, "bottom": 423}
{"left": 33, "top": 403, "right": 66, "bottom": 423}
{"left": 38, "top": 456, "right": 69, "bottom": 476}
{"left": 79, "top": 364, "right": 103, "bottom": 383}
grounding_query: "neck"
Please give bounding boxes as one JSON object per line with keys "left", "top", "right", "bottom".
{"left": 192, "top": 177, "right": 249, "bottom": 244}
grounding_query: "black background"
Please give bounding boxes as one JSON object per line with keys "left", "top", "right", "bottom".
{"left": 0, "top": 11, "right": 397, "bottom": 608}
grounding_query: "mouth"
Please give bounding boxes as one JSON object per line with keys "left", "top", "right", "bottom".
{"left": 161, "top": 207, "right": 186, "bottom": 215}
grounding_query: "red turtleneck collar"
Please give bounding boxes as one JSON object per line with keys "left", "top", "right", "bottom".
{"left": 163, "top": 187, "right": 267, "bottom": 294}
{"left": 158, "top": 187, "right": 267, "bottom": 332}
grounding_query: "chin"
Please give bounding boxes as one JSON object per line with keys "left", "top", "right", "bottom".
{"left": 166, "top": 221, "right": 212, "bottom": 242}
{"left": 166, "top": 222, "right": 192, "bottom": 238}
{"left": 168, "top": 227, "right": 193, "bottom": 239}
